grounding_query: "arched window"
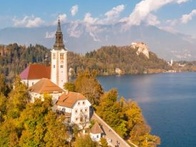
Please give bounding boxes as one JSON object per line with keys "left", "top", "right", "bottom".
{"left": 53, "top": 53, "right": 56, "bottom": 59}
{"left": 60, "top": 53, "right": 64, "bottom": 59}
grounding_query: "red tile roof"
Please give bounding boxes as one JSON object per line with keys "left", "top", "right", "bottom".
{"left": 90, "top": 122, "right": 103, "bottom": 134}
{"left": 56, "top": 92, "right": 86, "bottom": 108}
{"left": 20, "top": 64, "right": 50, "bottom": 80}
{"left": 29, "top": 78, "right": 64, "bottom": 94}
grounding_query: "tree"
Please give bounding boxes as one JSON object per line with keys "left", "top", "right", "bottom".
{"left": 0, "top": 118, "right": 19, "bottom": 147}
{"left": 0, "top": 74, "right": 10, "bottom": 96}
{"left": 64, "top": 82, "right": 75, "bottom": 92}
{"left": 0, "top": 93, "right": 7, "bottom": 122}
{"left": 100, "top": 138, "right": 109, "bottom": 147}
{"left": 96, "top": 89, "right": 128, "bottom": 138}
{"left": 75, "top": 70, "right": 103, "bottom": 105}
{"left": 6, "top": 76, "right": 29, "bottom": 119}
{"left": 124, "top": 101, "right": 144, "bottom": 131}
{"left": 74, "top": 135, "right": 98, "bottom": 147}
{"left": 44, "top": 111, "right": 68, "bottom": 147}
{"left": 96, "top": 89, "right": 160, "bottom": 145}
{"left": 18, "top": 97, "right": 68, "bottom": 147}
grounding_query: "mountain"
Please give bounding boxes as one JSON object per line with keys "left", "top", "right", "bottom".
{"left": 0, "top": 23, "right": 196, "bottom": 60}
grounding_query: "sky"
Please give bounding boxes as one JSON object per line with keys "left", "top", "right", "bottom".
{"left": 0, "top": 0, "right": 196, "bottom": 38}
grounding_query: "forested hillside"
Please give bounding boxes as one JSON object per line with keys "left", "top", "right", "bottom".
{"left": 82, "top": 45, "right": 171, "bottom": 75}
{"left": 0, "top": 43, "right": 172, "bottom": 83}
{"left": 0, "top": 43, "right": 50, "bottom": 83}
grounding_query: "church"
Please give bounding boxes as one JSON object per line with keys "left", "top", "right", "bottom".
{"left": 20, "top": 19, "right": 92, "bottom": 129}
{"left": 20, "top": 19, "right": 67, "bottom": 89}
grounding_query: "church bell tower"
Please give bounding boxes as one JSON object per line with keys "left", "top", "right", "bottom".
{"left": 51, "top": 19, "right": 68, "bottom": 89}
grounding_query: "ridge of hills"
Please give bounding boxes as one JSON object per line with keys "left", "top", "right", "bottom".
{"left": 0, "top": 43, "right": 172, "bottom": 83}
{"left": 69, "top": 44, "right": 172, "bottom": 76}
{"left": 1, "top": 23, "right": 196, "bottom": 60}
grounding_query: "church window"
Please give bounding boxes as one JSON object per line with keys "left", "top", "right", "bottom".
{"left": 75, "top": 110, "right": 78, "bottom": 113}
{"left": 53, "top": 65, "right": 55, "bottom": 68}
{"left": 60, "top": 65, "right": 63, "bottom": 68}
{"left": 83, "top": 101, "right": 85, "bottom": 105}
{"left": 53, "top": 53, "right": 55, "bottom": 59}
{"left": 60, "top": 53, "right": 64, "bottom": 59}
{"left": 78, "top": 102, "right": 80, "bottom": 105}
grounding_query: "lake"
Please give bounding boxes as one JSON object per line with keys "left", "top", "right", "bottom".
{"left": 98, "top": 72, "right": 196, "bottom": 147}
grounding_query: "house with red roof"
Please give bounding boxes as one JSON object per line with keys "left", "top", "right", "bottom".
{"left": 90, "top": 122, "right": 104, "bottom": 142}
{"left": 56, "top": 91, "right": 92, "bottom": 129}
{"left": 20, "top": 64, "right": 50, "bottom": 87}
{"left": 28, "top": 78, "right": 64, "bottom": 104}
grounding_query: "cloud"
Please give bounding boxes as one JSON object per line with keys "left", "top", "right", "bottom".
{"left": 99, "top": 4, "right": 125, "bottom": 24}
{"left": 159, "top": 25, "right": 179, "bottom": 34}
{"left": 83, "top": 13, "right": 101, "bottom": 41}
{"left": 59, "top": 14, "right": 67, "bottom": 23}
{"left": 83, "top": 13, "right": 98, "bottom": 24}
{"left": 166, "top": 19, "right": 178, "bottom": 26}
{"left": 52, "top": 13, "right": 67, "bottom": 25}
{"left": 13, "top": 15, "right": 44, "bottom": 28}
{"left": 105, "top": 4, "right": 125, "bottom": 19}
{"left": 123, "top": 0, "right": 189, "bottom": 28}
{"left": 181, "top": 9, "right": 196, "bottom": 24}
{"left": 82, "top": 5, "right": 124, "bottom": 41}
{"left": 83, "top": 4, "right": 125, "bottom": 25}
{"left": 177, "top": 0, "right": 189, "bottom": 4}
{"left": 71, "top": 5, "right": 78, "bottom": 16}
{"left": 146, "top": 13, "right": 160, "bottom": 26}
{"left": 45, "top": 31, "right": 55, "bottom": 39}
{"left": 163, "top": 8, "right": 196, "bottom": 34}
{"left": 67, "top": 21, "right": 83, "bottom": 38}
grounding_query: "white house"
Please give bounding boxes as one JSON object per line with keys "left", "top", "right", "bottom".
{"left": 28, "top": 78, "right": 65, "bottom": 104}
{"left": 56, "top": 91, "right": 92, "bottom": 129}
{"left": 90, "top": 122, "right": 104, "bottom": 142}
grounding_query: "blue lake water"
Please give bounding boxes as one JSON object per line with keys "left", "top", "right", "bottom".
{"left": 98, "top": 72, "right": 196, "bottom": 147}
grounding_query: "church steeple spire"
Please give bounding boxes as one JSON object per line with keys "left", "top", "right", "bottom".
{"left": 53, "top": 18, "right": 65, "bottom": 50}
{"left": 57, "top": 18, "right": 61, "bottom": 32}
{"left": 51, "top": 18, "right": 68, "bottom": 89}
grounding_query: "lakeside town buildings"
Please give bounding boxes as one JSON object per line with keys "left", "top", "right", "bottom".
{"left": 20, "top": 19, "right": 92, "bottom": 130}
